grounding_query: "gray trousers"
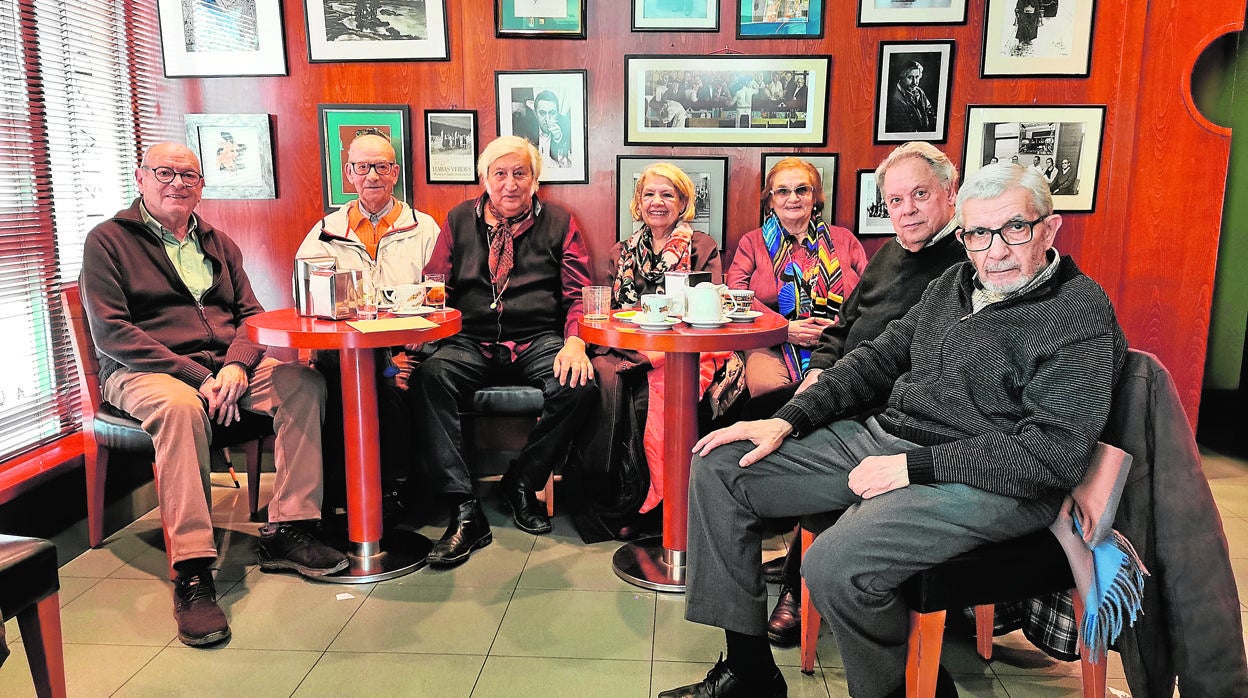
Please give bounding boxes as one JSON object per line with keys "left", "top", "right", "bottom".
{"left": 684, "top": 416, "right": 1061, "bottom": 697}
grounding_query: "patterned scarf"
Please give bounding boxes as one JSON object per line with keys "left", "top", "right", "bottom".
{"left": 761, "top": 212, "right": 846, "bottom": 381}
{"left": 485, "top": 199, "right": 530, "bottom": 289}
{"left": 612, "top": 222, "right": 693, "bottom": 307}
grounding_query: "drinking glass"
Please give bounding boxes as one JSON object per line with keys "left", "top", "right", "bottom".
{"left": 424, "top": 273, "right": 446, "bottom": 311}
{"left": 582, "top": 286, "right": 611, "bottom": 321}
{"left": 355, "top": 264, "right": 380, "bottom": 320}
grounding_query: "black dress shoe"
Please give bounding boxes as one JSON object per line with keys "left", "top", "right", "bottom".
{"left": 427, "top": 499, "right": 492, "bottom": 567}
{"left": 499, "top": 468, "right": 552, "bottom": 535}
{"left": 658, "top": 655, "right": 787, "bottom": 697}
{"left": 767, "top": 586, "right": 800, "bottom": 647}
{"left": 761, "top": 556, "right": 786, "bottom": 584}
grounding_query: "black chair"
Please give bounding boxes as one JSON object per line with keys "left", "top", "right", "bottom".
{"left": 0, "top": 535, "right": 67, "bottom": 698}
{"left": 463, "top": 385, "right": 556, "bottom": 514}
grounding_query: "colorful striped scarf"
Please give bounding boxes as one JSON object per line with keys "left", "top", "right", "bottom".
{"left": 761, "top": 212, "right": 846, "bottom": 381}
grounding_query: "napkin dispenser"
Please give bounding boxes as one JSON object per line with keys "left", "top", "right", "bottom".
{"left": 294, "top": 257, "right": 336, "bottom": 316}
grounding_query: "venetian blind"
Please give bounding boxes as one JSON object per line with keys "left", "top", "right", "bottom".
{"left": 0, "top": 0, "right": 157, "bottom": 462}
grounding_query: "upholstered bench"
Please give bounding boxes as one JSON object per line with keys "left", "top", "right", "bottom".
{"left": 463, "top": 385, "right": 557, "bottom": 515}
{"left": 0, "top": 535, "right": 67, "bottom": 697}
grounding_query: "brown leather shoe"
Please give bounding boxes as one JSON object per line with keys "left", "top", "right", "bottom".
{"left": 766, "top": 586, "right": 800, "bottom": 647}
{"left": 173, "top": 571, "right": 230, "bottom": 647}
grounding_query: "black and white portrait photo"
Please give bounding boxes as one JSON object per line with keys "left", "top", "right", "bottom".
{"left": 305, "top": 0, "right": 448, "bottom": 61}
{"left": 616, "top": 155, "right": 727, "bottom": 247}
{"left": 496, "top": 70, "right": 588, "bottom": 183}
{"left": 982, "top": 0, "right": 1095, "bottom": 75}
{"left": 874, "top": 41, "right": 954, "bottom": 143}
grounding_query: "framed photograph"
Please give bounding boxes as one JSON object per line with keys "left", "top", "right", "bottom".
{"left": 963, "top": 105, "right": 1106, "bottom": 212}
{"left": 624, "top": 54, "right": 831, "bottom": 146}
{"left": 317, "top": 104, "right": 411, "bottom": 212}
{"left": 425, "top": 110, "right": 478, "bottom": 184}
{"left": 760, "top": 152, "right": 838, "bottom": 225}
{"left": 856, "top": 169, "right": 896, "bottom": 236}
{"left": 496, "top": 0, "right": 586, "bottom": 38}
{"left": 156, "top": 0, "right": 287, "bottom": 77}
{"left": 616, "top": 155, "right": 728, "bottom": 249}
{"left": 184, "top": 114, "right": 276, "bottom": 199}
{"left": 982, "top": 0, "right": 1096, "bottom": 76}
{"left": 874, "top": 40, "right": 955, "bottom": 144}
{"left": 632, "top": 0, "right": 719, "bottom": 31}
{"left": 305, "top": 0, "right": 449, "bottom": 62}
{"left": 738, "top": 0, "right": 825, "bottom": 38}
{"left": 858, "top": 0, "right": 967, "bottom": 26}
{"left": 496, "top": 69, "right": 589, "bottom": 184}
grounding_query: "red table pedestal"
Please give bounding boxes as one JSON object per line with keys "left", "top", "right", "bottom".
{"left": 578, "top": 311, "right": 787, "bottom": 592}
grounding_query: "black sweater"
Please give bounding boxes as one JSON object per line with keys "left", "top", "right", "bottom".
{"left": 775, "top": 256, "right": 1128, "bottom": 499}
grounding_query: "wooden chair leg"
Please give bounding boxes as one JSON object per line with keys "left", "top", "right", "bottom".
{"left": 974, "top": 603, "right": 994, "bottom": 660}
{"left": 1071, "top": 591, "right": 1107, "bottom": 698}
{"left": 17, "top": 592, "right": 68, "bottom": 698}
{"left": 242, "top": 438, "right": 263, "bottom": 518}
{"left": 85, "top": 444, "right": 109, "bottom": 548}
{"left": 543, "top": 473, "right": 555, "bottom": 517}
{"left": 799, "top": 527, "right": 819, "bottom": 674}
{"left": 906, "top": 609, "right": 946, "bottom": 698}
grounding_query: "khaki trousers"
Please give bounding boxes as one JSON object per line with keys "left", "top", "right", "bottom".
{"left": 103, "top": 358, "right": 326, "bottom": 565}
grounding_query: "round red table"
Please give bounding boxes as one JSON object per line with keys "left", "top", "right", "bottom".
{"left": 578, "top": 310, "right": 787, "bottom": 591}
{"left": 246, "top": 307, "right": 461, "bottom": 582}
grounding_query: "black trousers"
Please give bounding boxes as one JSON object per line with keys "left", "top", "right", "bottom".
{"left": 412, "top": 333, "right": 597, "bottom": 498}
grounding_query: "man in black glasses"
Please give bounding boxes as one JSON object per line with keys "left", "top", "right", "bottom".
{"left": 662, "top": 163, "right": 1126, "bottom": 698}
{"left": 296, "top": 132, "right": 441, "bottom": 518}
{"left": 80, "top": 143, "right": 347, "bottom": 648}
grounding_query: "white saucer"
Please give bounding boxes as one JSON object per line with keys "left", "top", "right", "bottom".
{"left": 685, "top": 316, "right": 730, "bottom": 329}
{"left": 726, "top": 310, "right": 763, "bottom": 323}
{"left": 636, "top": 316, "right": 682, "bottom": 331}
{"left": 392, "top": 306, "right": 435, "bottom": 316}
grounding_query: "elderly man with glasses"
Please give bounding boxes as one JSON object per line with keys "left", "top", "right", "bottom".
{"left": 661, "top": 162, "right": 1127, "bottom": 698}
{"left": 295, "top": 131, "right": 441, "bottom": 520}
{"left": 80, "top": 142, "right": 347, "bottom": 649}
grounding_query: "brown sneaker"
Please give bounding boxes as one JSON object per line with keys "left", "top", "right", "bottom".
{"left": 258, "top": 522, "right": 349, "bottom": 578}
{"left": 173, "top": 571, "right": 230, "bottom": 647}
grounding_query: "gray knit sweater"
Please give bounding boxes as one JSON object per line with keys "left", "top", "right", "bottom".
{"left": 774, "top": 256, "right": 1127, "bottom": 499}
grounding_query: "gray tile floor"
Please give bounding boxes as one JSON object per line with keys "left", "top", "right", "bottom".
{"left": 3, "top": 449, "right": 1247, "bottom": 697}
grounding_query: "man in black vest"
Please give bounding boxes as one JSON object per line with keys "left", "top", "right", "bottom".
{"left": 416, "top": 136, "right": 596, "bottom": 567}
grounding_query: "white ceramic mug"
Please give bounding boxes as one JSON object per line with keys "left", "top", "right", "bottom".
{"left": 640, "top": 293, "right": 671, "bottom": 323}
{"left": 384, "top": 283, "right": 426, "bottom": 312}
{"left": 685, "top": 282, "right": 728, "bottom": 323}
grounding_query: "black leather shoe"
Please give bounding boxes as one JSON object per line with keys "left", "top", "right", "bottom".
{"left": 658, "top": 655, "right": 787, "bottom": 697}
{"left": 767, "top": 586, "right": 801, "bottom": 647}
{"left": 499, "top": 468, "right": 552, "bottom": 535}
{"left": 427, "top": 499, "right": 492, "bottom": 567}
{"left": 762, "top": 556, "right": 786, "bottom": 584}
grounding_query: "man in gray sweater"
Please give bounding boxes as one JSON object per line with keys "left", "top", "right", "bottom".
{"left": 660, "top": 163, "right": 1127, "bottom": 698}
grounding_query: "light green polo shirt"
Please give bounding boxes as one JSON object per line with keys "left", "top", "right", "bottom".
{"left": 140, "top": 202, "right": 213, "bottom": 301}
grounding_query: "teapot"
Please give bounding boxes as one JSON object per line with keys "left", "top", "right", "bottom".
{"left": 684, "top": 282, "right": 729, "bottom": 323}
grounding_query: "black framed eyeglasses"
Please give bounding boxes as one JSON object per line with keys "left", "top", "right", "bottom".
{"left": 770, "top": 185, "right": 813, "bottom": 200}
{"left": 347, "top": 162, "right": 397, "bottom": 176}
{"left": 142, "top": 166, "right": 203, "bottom": 187}
{"left": 956, "top": 215, "right": 1049, "bottom": 252}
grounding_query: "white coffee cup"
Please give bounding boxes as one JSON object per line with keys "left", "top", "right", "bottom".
{"left": 640, "top": 293, "right": 671, "bottom": 323}
{"left": 385, "top": 283, "right": 426, "bottom": 312}
{"left": 685, "top": 282, "right": 728, "bottom": 323}
{"left": 728, "top": 289, "right": 756, "bottom": 314}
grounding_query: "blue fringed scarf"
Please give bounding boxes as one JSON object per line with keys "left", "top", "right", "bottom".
{"left": 1073, "top": 517, "right": 1149, "bottom": 660}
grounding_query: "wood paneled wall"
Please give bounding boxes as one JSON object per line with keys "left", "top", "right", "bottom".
{"left": 157, "top": 0, "right": 1244, "bottom": 425}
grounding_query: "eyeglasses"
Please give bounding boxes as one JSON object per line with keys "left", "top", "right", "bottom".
{"left": 348, "top": 162, "right": 397, "bottom": 176}
{"left": 142, "top": 166, "right": 202, "bottom": 187}
{"left": 770, "top": 185, "right": 813, "bottom": 200}
{"left": 956, "top": 215, "right": 1049, "bottom": 252}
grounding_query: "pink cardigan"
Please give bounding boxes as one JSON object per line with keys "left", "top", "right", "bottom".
{"left": 726, "top": 225, "right": 868, "bottom": 322}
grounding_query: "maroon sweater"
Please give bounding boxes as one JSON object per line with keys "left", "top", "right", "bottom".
{"left": 79, "top": 199, "right": 267, "bottom": 388}
{"left": 426, "top": 195, "right": 590, "bottom": 343}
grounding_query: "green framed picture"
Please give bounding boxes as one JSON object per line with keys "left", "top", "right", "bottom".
{"left": 317, "top": 104, "right": 411, "bottom": 212}
{"left": 495, "top": 0, "right": 586, "bottom": 39}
